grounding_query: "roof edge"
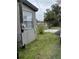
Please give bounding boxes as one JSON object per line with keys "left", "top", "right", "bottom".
{"left": 18, "top": 0, "right": 38, "bottom": 11}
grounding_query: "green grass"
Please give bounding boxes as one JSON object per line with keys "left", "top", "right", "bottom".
{"left": 19, "top": 33, "right": 61, "bottom": 59}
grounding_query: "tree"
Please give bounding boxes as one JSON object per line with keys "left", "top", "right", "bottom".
{"left": 44, "top": 4, "right": 61, "bottom": 28}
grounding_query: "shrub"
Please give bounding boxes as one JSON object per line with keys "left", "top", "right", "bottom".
{"left": 37, "top": 24, "right": 44, "bottom": 34}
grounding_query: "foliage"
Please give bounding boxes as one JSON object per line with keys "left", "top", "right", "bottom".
{"left": 44, "top": 4, "right": 61, "bottom": 28}
{"left": 37, "top": 24, "right": 44, "bottom": 34}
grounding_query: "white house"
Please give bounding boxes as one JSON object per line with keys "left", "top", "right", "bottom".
{"left": 17, "top": 0, "right": 38, "bottom": 48}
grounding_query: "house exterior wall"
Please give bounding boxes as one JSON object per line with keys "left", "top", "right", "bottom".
{"left": 17, "top": 1, "right": 37, "bottom": 47}
{"left": 22, "top": 4, "right": 37, "bottom": 45}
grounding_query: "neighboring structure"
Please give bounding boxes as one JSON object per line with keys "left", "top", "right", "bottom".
{"left": 37, "top": 20, "right": 44, "bottom": 25}
{"left": 17, "top": 0, "right": 38, "bottom": 48}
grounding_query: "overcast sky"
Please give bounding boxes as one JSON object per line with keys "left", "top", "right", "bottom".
{"left": 28, "top": 0, "right": 56, "bottom": 21}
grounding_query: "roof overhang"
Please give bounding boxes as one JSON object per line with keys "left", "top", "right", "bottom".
{"left": 18, "top": 0, "right": 38, "bottom": 12}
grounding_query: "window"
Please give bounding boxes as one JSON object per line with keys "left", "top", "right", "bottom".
{"left": 23, "top": 11, "right": 33, "bottom": 29}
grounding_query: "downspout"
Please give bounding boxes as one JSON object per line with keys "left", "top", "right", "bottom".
{"left": 17, "top": 0, "right": 24, "bottom": 59}
{"left": 19, "top": 0, "right": 23, "bottom": 47}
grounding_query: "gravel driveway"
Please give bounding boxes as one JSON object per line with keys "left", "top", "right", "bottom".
{"left": 44, "top": 29, "right": 60, "bottom": 33}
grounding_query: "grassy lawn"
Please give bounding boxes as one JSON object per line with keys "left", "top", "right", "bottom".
{"left": 19, "top": 33, "right": 61, "bottom": 59}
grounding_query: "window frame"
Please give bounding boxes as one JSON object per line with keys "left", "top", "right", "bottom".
{"left": 23, "top": 10, "right": 33, "bottom": 29}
